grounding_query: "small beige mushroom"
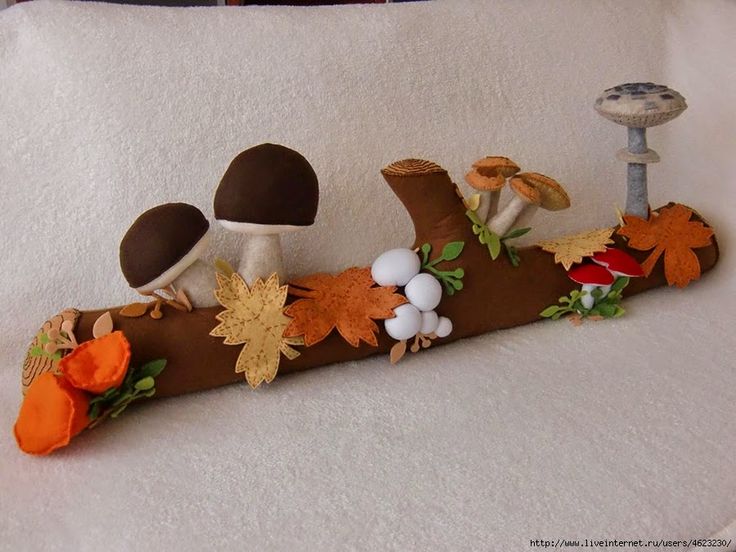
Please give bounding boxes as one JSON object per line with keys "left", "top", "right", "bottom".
{"left": 489, "top": 172, "right": 570, "bottom": 236}
{"left": 465, "top": 156, "right": 520, "bottom": 222}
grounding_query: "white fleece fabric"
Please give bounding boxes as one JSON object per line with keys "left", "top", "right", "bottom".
{"left": 0, "top": 1, "right": 735, "bottom": 550}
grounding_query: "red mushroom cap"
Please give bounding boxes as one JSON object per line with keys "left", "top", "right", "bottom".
{"left": 592, "top": 247, "right": 644, "bottom": 277}
{"left": 567, "top": 263, "right": 614, "bottom": 286}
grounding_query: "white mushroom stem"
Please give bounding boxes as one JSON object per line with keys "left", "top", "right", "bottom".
{"left": 489, "top": 196, "right": 533, "bottom": 236}
{"left": 475, "top": 192, "right": 491, "bottom": 222}
{"left": 484, "top": 190, "right": 503, "bottom": 223}
{"left": 579, "top": 284, "right": 612, "bottom": 310}
{"left": 172, "top": 259, "right": 217, "bottom": 308}
{"left": 238, "top": 233, "right": 285, "bottom": 285}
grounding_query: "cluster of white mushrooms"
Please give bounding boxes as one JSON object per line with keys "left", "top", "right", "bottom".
{"left": 465, "top": 157, "right": 570, "bottom": 235}
{"left": 371, "top": 248, "right": 453, "bottom": 341}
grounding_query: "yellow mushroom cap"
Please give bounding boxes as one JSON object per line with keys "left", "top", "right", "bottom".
{"left": 465, "top": 169, "right": 505, "bottom": 191}
{"left": 472, "top": 156, "right": 520, "bottom": 179}
{"left": 509, "top": 176, "right": 542, "bottom": 205}
{"left": 512, "top": 172, "right": 570, "bottom": 211}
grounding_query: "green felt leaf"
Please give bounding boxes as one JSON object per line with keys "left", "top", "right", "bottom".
{"left": 611, "top": 276, "right": 630, "bottom": 292}
{"left": 614, "top": 306, "right": 626, "bottom": 317}
{"left": 51, "top": 352, "right": 62, "bottom": 361}
{"left": 540, "top": 305, "right": 562, "bottom": 317}
{"left": 135, "top": 359, "right": 167, "bottom": 380}
{"left": 109, "top": 404, "right": 128, "bottom": 419}
{"left": 39, "top": 333, "right": 50, "bottom": 345}
{"left": 441, "top": 241, "right": 465, "bottom": 261}
{"left": 451, "top": 279, "right": 464, "bottom": 291}
{"left": 29, "top": 346, "right": 43, "bottom": 357}
{"left": 452, "top": 268, "right": 465, "bottom": 278}
{"left": 89, "top": 402, "right": 101, "bottom": 421}
{"left": 598, "top": 303, "right": 617, "bottom": 318}
{"left": 502, "top": 227, "right": 532, "bottom": 240}
{"left": 134, "top": 376, "right": 155, "bottom": 391}
{"left": 591, "top": 288, "right": 603, "bottom": 299}
{"left": 488, "top": 233, "right": 502, "bottom": 259}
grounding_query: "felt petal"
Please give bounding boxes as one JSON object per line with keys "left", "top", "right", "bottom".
{"left": 59, "top": 331, "right": 131, "bottom": 393}
{"left": 14, "top": 373, "right": 90, "bottom": 455}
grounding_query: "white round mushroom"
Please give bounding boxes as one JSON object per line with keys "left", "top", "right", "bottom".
{"left": 371, "top": 248, "right": 421, "bottom": 287}
{"left": 435, "top": 317, "right": 453, "bottom": 338}
{"left": 404, "top": 273, "right": 443, "bottom": 312}
{"left": 420, "top": 310, "right": 439, "bottom": 335}
{"left": 384, "top": 303, "right": 422, "bottom": 341}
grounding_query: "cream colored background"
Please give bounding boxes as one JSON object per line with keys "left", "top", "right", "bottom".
{"left": 0, "top": 1, "right": 734, "bottom": 550}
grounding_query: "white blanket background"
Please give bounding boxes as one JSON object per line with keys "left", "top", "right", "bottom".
{"left": 0, "top": 1, "right": 734, "bottom": 550}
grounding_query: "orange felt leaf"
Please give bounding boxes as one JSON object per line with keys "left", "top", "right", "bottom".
{"left": 14, "top": 373, "right": 90, "bottom": 455}
{"left": 617, "top": 204, "right": 714, "bottom": 288}
{"left": 59, "top": 331, "right": 131, "bottom": 393}
{"left": 284, "top": 267, "right": 407, "bottom": 347}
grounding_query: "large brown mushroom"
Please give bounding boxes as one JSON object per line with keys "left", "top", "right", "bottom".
{"left": 119, "top": 203, "right": 215, "bottom": 309}
{"left": 214, "top": 143, "right": 319, "bottom": 284}
{"left": 489, "top": 172, "right": 570, "bottom": 236}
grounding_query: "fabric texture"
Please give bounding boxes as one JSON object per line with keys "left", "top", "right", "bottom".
{"left": 0, "top": 0, "right": 735, "bottom": 550}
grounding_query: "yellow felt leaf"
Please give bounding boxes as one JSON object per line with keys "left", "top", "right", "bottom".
{"left": 465, "top": 193, "right": 481, "bottom": 212}
{"left": 210, "top": 272, "right": 297, "bottom": 389}
{"left": 214, "top": 258, "right": 235, "bottom": 277}
{"left": 537, "top": 228, "right": 615, "bottom": 270}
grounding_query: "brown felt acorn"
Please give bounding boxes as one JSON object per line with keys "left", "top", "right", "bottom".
{"left": 214, "top": 143, "right": 319, "bottom": 285}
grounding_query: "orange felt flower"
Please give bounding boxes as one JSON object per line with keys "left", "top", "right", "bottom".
{"left": 59, "top": 331, "right": 131, "bottom": 393}
{"left": 14, "top": 372, "right": 90, "bottom": 455}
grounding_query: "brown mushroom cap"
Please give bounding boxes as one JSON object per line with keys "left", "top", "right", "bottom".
{"left": 214, "top": 143, "right": 319, "bottom": 230}
{"left": 512, "top": 172, "right": 570, "bottom": 211}
{"left": 472, "top": 156, "right": 520, "bottom": 179}
{"left": 465, "top": 169, "right": 505, "bottom": 191}
{"left": 120, "top": 203, "right": 210, "bottom": 291}
{"left": 509, "top": 176, "right": 541, "bottom": 205}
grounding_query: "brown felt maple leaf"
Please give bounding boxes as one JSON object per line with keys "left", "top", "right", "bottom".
{"left": 284, "top": 267, "right": 407, "bottom": 347}
{"left": 617, "top": 204, "right": 714, "bottom": 288}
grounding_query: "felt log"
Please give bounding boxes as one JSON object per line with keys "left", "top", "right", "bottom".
{"left": 25, "top": 160, "right": 719, "bottom": 399}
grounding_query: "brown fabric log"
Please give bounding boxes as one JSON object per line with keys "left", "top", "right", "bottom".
{"left": 63, "top": 161, "right": 719, "bottom": 399}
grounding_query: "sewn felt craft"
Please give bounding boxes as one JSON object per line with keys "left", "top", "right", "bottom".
{"left": 12, "top": 83, "right": 721, "bottom": 455}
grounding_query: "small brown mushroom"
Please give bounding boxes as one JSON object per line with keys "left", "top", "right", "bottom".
{"left": 489, "top": 172, "right": 570, "bottom": 236}
{"left": 466, "top": 156, "right": 520, "bottom": 222}
{"left": 119, "top": 203, "right": 214, "bottom": 309}
{"left": 214, "top": 143, "right": 319, "bottom": 284}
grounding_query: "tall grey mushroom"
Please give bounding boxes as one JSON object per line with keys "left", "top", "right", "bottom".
{"left": 214, "top": 143, "right": 319, "bottom": 285}
{"left": 595, "top": 82, "right": 687, "bottom": 219}
{"left": 120, "top": 203, "right": 215, "bottom": 311}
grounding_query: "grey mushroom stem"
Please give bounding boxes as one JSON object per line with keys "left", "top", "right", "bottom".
{"left": 238, "top": 234, "right": 285, "bottom": 285}
{"left": 626, "top": 127, "right": 649, "bottom": 219}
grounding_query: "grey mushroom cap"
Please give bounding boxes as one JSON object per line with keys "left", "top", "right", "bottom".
{"left": 594, "top": 82, "right": 687, "bottom": 128}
